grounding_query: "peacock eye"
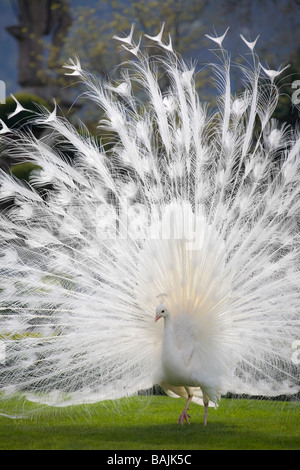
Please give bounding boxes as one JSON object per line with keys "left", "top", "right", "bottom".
{"left": 161, "top": 310, "right": 165, "bottom": 313}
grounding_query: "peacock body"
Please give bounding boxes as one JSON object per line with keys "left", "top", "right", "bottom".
{"left": 0, "top": 26, "right": 299, "bottom": 423}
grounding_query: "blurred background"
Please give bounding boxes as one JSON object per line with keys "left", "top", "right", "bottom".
{"left": 0, "top": 0, "right": 299, "bottom": 132}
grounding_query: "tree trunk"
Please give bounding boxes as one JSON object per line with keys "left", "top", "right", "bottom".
{"left": 7, "top": 0, "right": 72, "bottom": 88}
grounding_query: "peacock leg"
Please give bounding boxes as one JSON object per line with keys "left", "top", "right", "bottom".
{"left": 204, "top": 402, "right": 208, "bottom": 426}
{"left": 203, "top": 393, "right": 209, "bottom": 426}
{"left": 177, "top": 395, "right": 193, "bottom": 425}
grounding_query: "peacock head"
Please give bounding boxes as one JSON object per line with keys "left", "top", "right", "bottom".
{"left": 155, "top": 304, "right": 169, "bottom": 322}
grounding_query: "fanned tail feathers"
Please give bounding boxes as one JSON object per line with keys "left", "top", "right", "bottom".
{"left": 0, "top": 27, "right": 299, "bottom": 415}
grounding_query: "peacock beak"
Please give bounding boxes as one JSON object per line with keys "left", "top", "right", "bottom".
{"left": 154, "top": 315, "right": 160, "bottom": 322}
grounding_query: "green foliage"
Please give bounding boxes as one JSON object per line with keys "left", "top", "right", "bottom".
{"left": 0, "top": 93, "right": 50, "bottom": 128}
{"left": 64, "top": 0, "right": 210, "bottom": 77}
{"left": 63, "top": 1, "right": 212, "bottom": 130}
{"left": 0, "top": 397, "right": 299, "bottom": 449}
{"left": 0, "top": 332, "right": 42, "bottom": 341}
{"left": 10, "top": 162, "right": 42, "bottom": 182}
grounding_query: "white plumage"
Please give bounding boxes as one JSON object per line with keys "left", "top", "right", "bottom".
{"left": 0, "top": 27, "right": 299, "bottom": 425}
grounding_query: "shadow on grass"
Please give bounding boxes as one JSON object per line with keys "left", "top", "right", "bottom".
{"left": 92, "top": 423, "right": 299, "bottom": 450}
{"left": 1, "top": 420, "right": 298, "bottom": 450}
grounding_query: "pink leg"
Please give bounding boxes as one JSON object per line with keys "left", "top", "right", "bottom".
{"left": 204, "top": 402, "right": 208, "bottom": 426}
{"left": 177, "top": 395, "right": 193, "bottom": 425}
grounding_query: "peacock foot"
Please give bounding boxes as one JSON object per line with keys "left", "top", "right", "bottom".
{"left": 177, "top": 410, "right": 191, "bottom": 425}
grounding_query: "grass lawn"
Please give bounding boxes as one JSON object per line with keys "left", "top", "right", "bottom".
{"left": 0, "top": 396, "right": 299, "bottom": 450}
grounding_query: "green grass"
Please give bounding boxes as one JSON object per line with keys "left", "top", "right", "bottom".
{"left": 0, "top": 396, "right": 299, "bottom": 450}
